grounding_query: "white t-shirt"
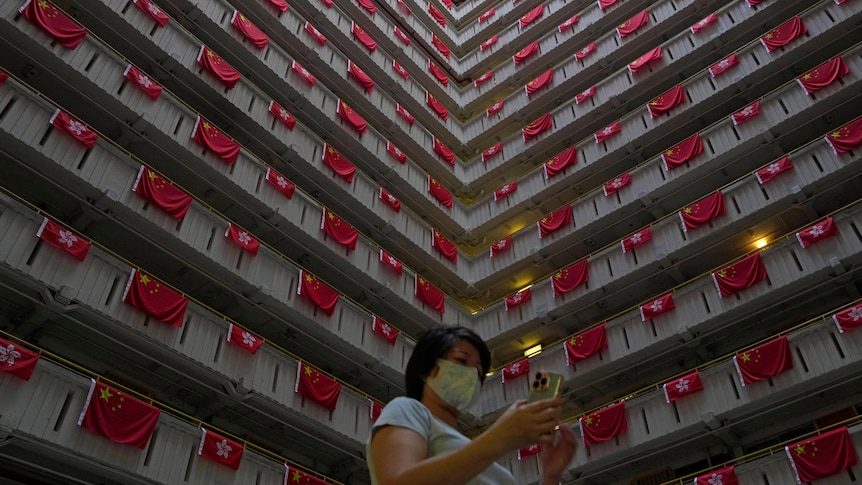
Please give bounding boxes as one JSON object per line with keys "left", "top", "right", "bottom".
{"left": 366, "top": 397, "right": 515, "bottom": 485}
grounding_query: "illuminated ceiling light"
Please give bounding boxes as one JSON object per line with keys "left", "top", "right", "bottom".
{"left": 524, "top": 344, "right": 542, "bottom": 358}
{"left": 755, "top": 238, "right": 768, "bottom": 249}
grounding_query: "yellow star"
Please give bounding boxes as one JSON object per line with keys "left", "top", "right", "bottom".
{"left": 803, "top": 73, "right": 812, "bottom": 80}
{"left": 794, "top": 444, "right": 806, "bottom": 455}
{"left": 139, "top": 274, "right": 151, "bottom": 285}
{"left": 740, "top": 353, "right": 751, "bottom": 362}
{"left": 831, "top": 131, "right": 841, "bottom": 139}
{"left": 99, "top": 387, "right": 113, "bottom": 402}
{"left": 718, "top": 270, "right": 727, "bottom": 277}
{"left": 584, "top": 416, "right": 593, "bottom": 425}
{"left": 305, "top": 274, "right": 313, "bottom": 282}
{"left": 684, "top": 207, "right": 693, "bottom": 214}
{"left": 292, "top": 470, "right": 302, "bottom": 482}
{"left": 305, "top": 366, "right": 313, "bottom": 376}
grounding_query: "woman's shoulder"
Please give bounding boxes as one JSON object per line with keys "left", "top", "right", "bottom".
{"left": 381, "top": 396, "right": 430, "bottom": 418}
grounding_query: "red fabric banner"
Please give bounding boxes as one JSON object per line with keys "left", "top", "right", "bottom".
{"left": 429, "top": 177, "right": 452, "bottom": 208}
{"left": 441, "top": 0, "right": 452, "bottom": 10}
{"left": 575, "top": 42, "right": 596, "bottom": 61}
{"left": 505, "top": 288, "right": 531, "bottom": 310}
{"left": 580, "top": 401, "right": 627, "bottom": 446}
{"left": 123, "top": 269, "right": 188, "bottom": 327}
{"left": 225, "top": 223, "right": 260, "bottom": 255}
{"left": 519, "top": 5, "right": 544, "bottom": 28}
{"left": 760, "top": 16, "right": 807, "bottom": 52}
{"left": 755, "top": 156, "right": 792, "bottom": 184}
{"left": 731, "top": 100, "right": 760, "bottom": 125}
{"left": 322, "top": 208, "right": 358, "bottom": 250}
{"left": 428, "top": 3, "right": 446, "bottom": 26}
{"left": 798, "top": 56, "right": 849, "bottom": 95}
{"left": 50, "top": 110, "right": 98, "bottom": 149}
{"left": 733, "top": 335, "right": 793, "bottom": 385}
{"left": 518, "top": 444, "right": 542, "bottom": 460}
{"left": 640, "top": 293, "right": 675, "bottom": 321}
{"left": 357, "top": 0, "right": 376, "bottom": 15}
{"left": 432, "top": 34, "right": 450, "bottom": 59}
{"left": 544, "top": 146, "right": 577, "bottom": 178}
{"left": 621, "top": 227, "right": 652, "bottom": 253}
{"left": 796, "top": 216, "right": 839, "bottom": 248}
{"left": 432, "top": 229, "right": 457, "bottom": 262}
{"left": 483, "top": 143, "right": 503, "bottom": 162}
{"left": 0, "top": 336, "right": 39, "bottom": 381}
{"left": 133, "top": 166, "right": 193, "bottom": 219}
{"left": 598, "top": 0, "right": 617, "bottom": 10}
{"left": 429, "top": 61, "right": 449, "bottom": 87}
{"left": 392, "top": 60, "right": 409, "bottom": 79}
{"left": 269, "top": 100, "right": 296, "bottom": 130}
{"left": 198, "top": 429, "right": 244, "bottom": 470}
{"left": 78, "top": 379, "right": 160, "bottom": 448}
{"left": 380, "top": 249, "right": 403, "bottom": 275}
{"left": 336, "top": 99, "right": 367, "bottom": 135}
{"left": 372, "top": 316, "right": 398, "bottom": 344}
{"left": 490, "top": 236, "right": 512, "bottom": 256}
{"left": 133, "top": 0, "right": 170, "bottom": 27}
{"left": 576, "top": 86, "right": 596, "bottom": 104}
{"left": 603, "top": 173, "right": 631, "bottom": 196}
{"left": 352, "top": 22, "right": 377, "bottom": 52}
{"left": 394, "top": 27, "right": 410, "bottom": 45}
{"left": 292, "top": 60, "right": 316, "bottom": 86}
{"left": 197, "top": 46, "right": 240, "bottom": 89}
{"left": 595, "top": 121, "right": 621, "bottom": 144}
{"left": 679, "top": 191, "right": 726, "bottom": 232}
{"left": 265, "top": 167, "right": 295, "bottom": 199}
{"left": 36, "top": 217, "right": 91, "bottom": 261}
{"left": 487, "top": 100, "right": 504, "bottom": 117}
{"left": 648, "top": 84, "right": 686, "bottom": 118}
{"left": 0, "top": 70, "right": 8, "bottom": 88}
{"left": 192, "top": 117, "right": 241, "bottom": 164}
{"left": 513, "top": 41, "right": 539, "bottom": 65}
{"left": 304, "top": 22, "right": 327, "bottom": 46}
{"left": 386, "top": 141, "right": 407, "bottom": 163}
{"left": 297, "top": 270, "right": 339, "bottom": 316}
{"left": 396, "top": 0, "right": 411, "bottom": 15}
{"left": 433, "top": 137, "right": 455, "bottom": 165}
{"left": 566, "top": 324, "right": 607, "bottom": 363}
{"left": 231, "top": 11, "right": 268, "bottom": 49}
{"left": 474, "top": 71, "right": 493, "bottom": 87}
{"left": 296, "top": 362, "right": 341, "bottom": 410}
{"left": 285, "top": 466, "right": 329, "bottom": 485}
{"left": 123, "top": 65, "right": 163, "bottom": 100}
{"left": 559, "top": 15, "right": 579, "bottom": 32}
{"left": 712, "top": 252, "right": 768, "bottom": 298}
{"left": 478, "top": 8, "right": 495, "bottom": 22}
{"left": 551, "top": 259, "right": 588, "bottom": 296}
{"left": 380, "top": 187, "right": 401, "bottom": 212}
{"left": 694, "top": 466, "right": 737, "bottom": 485}
{"left": 267, "top": 0, "right": 289, "bottom": 12}
{"left": 617, "top": 10, "right": 648, "bottom": 38}
{"left": 20, "top": 0, "right": 87, "bottom": 49}
{"left": 396, "top": 104, "right": 415, "bottom": 125}
{"left": 523, "top": 113, "right": 552, "bottom": 142}
{"left": 427, "top": 92, "right": 449, "bottom": 120}
{"left": 663, "top": 370, "right": 703, "bottom": 403}
{"left": 525, "top": 69, "right": 554, "bottom": 97}
{"left": 628, "top": 46, "right": 662, "bottom": 74}
{"left": 826, "top": 117, "right": 862, "bottom": 155}
{"left": 662, "top": 133, "right": 703, "bottom": 170}
{"left": 833, "top": 303, "right": 862, "bottom": 333}
{"left": 227, "top": 323, "right": 263, "bottom": 354}
{"left": 690, "top": 13, "right": 717, "bottom": 34}
{"left": 369, "top": 399, "right": 383, "bottom": 421}
{"left": 538, "top": 205, "right": 572, "bottom": 237}
{"left": 321, "top": 0, "right": 333, "bottom": 7}
{"left": 481, "top": 36, "right": 499, "bottom": 51}
{"left": 501, "top": 358, "right": 529, "bottom": 383}
{"left": 786, "top": 427, "right": 858, "bottom": 483}
{"left": 415, "top": 275, "right": 445, "bottom": 312}
{"left": 709, "top": 53, "right": 739, "bottom": 77}
{"left": 322, "top": 144, "right": 356, "bottom": 183}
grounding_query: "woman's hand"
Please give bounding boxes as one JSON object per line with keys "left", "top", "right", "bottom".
{"left": 540, "top": 425, "right": 577, "bottom": 485}
{"left": 483, "top": 398, "right": 564, "bottom": 453}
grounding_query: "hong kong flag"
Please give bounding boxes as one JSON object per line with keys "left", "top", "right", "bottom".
{"left": 379, "top": 249, "right": 403, "bottom": 275}
{"left": 579, "top": 401, "right": 627, "bottom": 446}
{"left": 429, "top": 177, "right": 452, "bottom": 208}
{"left": 396, "top": 104, "right": 415, "bottom": 125}
{"left": 483, "top": 143, "right": 503, "bottom": 162}
{"left": 433, "top": 137, "right": 456, "bottom": 165}
{"left": 501, "top": 358, "right": 529, "bottom": 383}
{"left": 474, "top": 71, "right": 493, "bottom": 88}
{"left": 322, "top": 208, "right": 358, "bottom": 250}
{"left": 694, "top": 466, "right": 737, "bottom": 485}
{"left": 505, "top": 288, "right": 531, "bottom": 310}
{"left": 712, "top": 252, "right": 767, "bottom": 297}
{"left": 50, "top": 110, "right": 98, "bottom": 149}
{"left": 617, "top": 10, "right": 648, "bottom": 38}
{"left": 0, "top": 336, "right": 39, "bottom": 381}
{"left": 525, "top": 70, "right": 554, "bottom": 96}
{"left": 785, "top": 427, "right": 858, "bottom": 483}
{"left": 551, "top": 259, "right": 588, "bottom": 296}
{"left": 761, "top": 16, "right": 807, "bottom": 53}
{"left": 640, "top": 293, "right": 675, "bottom": 321}
{"left": 575, "top": 42, "right": 596, "bottom": 61}
{"left": 285, "top": 466, "right": 329, "bottom": 485}
{"left": 731, "top": 100, "right": 760, "bottom": 125}
{"left": 428, "top": 3, "right": 446, "bottom": 26}
{"left": 513, "top": 41, "right": 539, "bottom": 65}
{"left": 690, "top": 13, "right": 717, "bottom": 34}
{"left": 487, "top": 100, "right": 504, "bottom": 117}
{"left": 394, "top": 27, "right": 410, "bottom": 46}
{"left": 36, "top": 218, "right": 91, "bottom": 261}
{"left": 322, "top": 144, "right": 356, "bottom": 183}
{"left": 336, "top": 99, "right": 367, "bottom": 135}
{"left": 429, "top": 62, "right": 449, "bottom": 87}
{"left": 198, "top": 428, "right": 244, "bottom": 470}
{"left": 544, "top": 146, "right": 577, "bottom": 178}
{"left": 197, "top": 46, "right": 240, "bottom": 89}
{"left": 392, "top": 60, "right": 409, "bottom": 80}
{"left": 372, "top": 316, "right": 398, "bottom": 345}
{"left": 519, "top": 5, "right": 543, "bottom": 28}
{"left": 523, "top": 113, "right": 552, "bottom": 142}
{"left": 518, "top": 444, "right": 542, "bottom": 460}
{"left": 20, "top": 0, "right": 87, "bottom": 49}
{"left": 648, "top": 84, "right": 686, "bottom": 118}
{"left": 357, "top": 0, "right": 376, "bottom": 15}
{"left": 621, "top": 227, "right": 652, "bottom": 253}
{"left": 133, "top": 166, "right": 193, "bottom": 219}
{"left": 193, "top": 117, "right": 241, "bottom": 164}
{"left": 292, "top": 60, "right": 316, "bottom": 87}
{"left": 379, "top": 187, "right": 401, "bottom": 211}
{"left": 481, "top": 35, "right": 498, "bottom": 51}
{"left": 798, "top": 56, "right": 849, "bottom": 95}
{"left": 494, "top": 180, "right": 516, "bottom": 200}
{"left": 603, "top": 173, "right": 631, "bottom": 196}
{"left": 733, "top": 335, "right": 792, "bottom": 385}
{"left": 490, "top": 236, "right": 512, "bottom": 256}
{"left": 369, "top": 400, "right": 383, "bottom": 421}
{"left": 427, "top": 92, "right": 448, "bottom": 120}
{"left": 386, "top": 141, "right": 406, "bottom": 163}
{"left": 755, "top": 156, "right": 793, "bottom": 184}
{"left": 304, "top": 22, "right": 327, "bottom": 46}
{"left": 478, "top": 8, "right": 494, "bottom": 23}
{"left": 796, "top": 217, "right": 839, "bottom": 248}
{"left": 396, "top": 0, "right": 411, "bottom": 15}
{"left": 598, "top": 0, "right": 617, "bottom": 10}
{"left": 628, "top": 46, "right": 662, "bottom": 74}
{"left": 679, "top": 191, "right": 726, "bottom": 232}
{"left": 566, "top": 324, "right": 607, "bottom": 363}
{"left": 595, "top": 121, "right": 621, "bottom": 144}
{"left": 559, "top": 15, "right": 579, "bottom": 32}
{"left": 576, "top": 86, "right": 596, "bottom": 104}
{"left": 225, "top": 223, "right": 260, "bottom": 255}
{"left": 709, "top": 53, "right": 739, "bottom": 77}
{"left": 269, "top": 100, "right": 296, "bottom": 130}
{"left": 265, "top": 167, "right": 296, "bottom": 199}
{"left": 123, "top": 269, "right": 188, "bottom": 327}
{"left": 296, "top": 362, "right": 341, "bottom": 411}
{"left": 538, "top": 205, "right": 572, "bottom": 238}
{"left": 78, "top": 379, "right": 160, "bottom": 449}
{"left": 432, "top": 34, "right": 450, "bottom": 59}
{"left": 432, "top": 229, "right": 457, "bottom": 262}
{"left": 133, "top": 0, "right": 169, "bottom": 27}
{"left": 297, "top": 270, "right": 339, "bottom": 316}
{"left": 123, "top": 65, "right": 163, "bottom": 100}
{"left": 662, "top": 133, "right": 703, "bottom": 170}
{"left": 825, "top": 117, "right": 862, "bottom": 155}
{"left": 231, "top": 11, "right": 268, "bottom": 49}
{"left": 352, "top": 22, "right": 377, "bottom": 52}
{"left": 833, "top": 303, "right": 862, "bottom": 333}
{"left": 227, "top": 323, "right": 263, "bottom": 354}
{"left": 663, "top": 370, "right": 703, "bottom": 403}
{"left": 415, "top": 275, "right": 445, "bottom": 313}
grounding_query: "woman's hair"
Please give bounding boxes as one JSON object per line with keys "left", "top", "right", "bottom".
{"left": 405, "top": 326, "right": 491, "bottom": 400}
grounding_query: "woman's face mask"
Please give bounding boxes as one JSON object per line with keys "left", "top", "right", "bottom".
{"left": 426, "top": 359, "right": 481, "bottom": 411}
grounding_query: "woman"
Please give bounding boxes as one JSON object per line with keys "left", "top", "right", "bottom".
{"left": 367, "top": 326, "right": 576, "bottom": 485}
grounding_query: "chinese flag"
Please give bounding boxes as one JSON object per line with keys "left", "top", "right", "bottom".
{"left": 694, "top": 466, "right": 737, "bottom": 485}
{"left": 50, "top": 110, "right": 98, "bottom": 149}
{"left": 760, "top": 16, "right": 807, "bottom": 52}
{"left": 415, "top": 275, "right": 445, "bottom": 313}
{"left": 518, "top": 444, "right": 542, "bottom": 460}
{"left": 394, "top": 27, "right": 410, "bottom": 45}
{"left": 505, "top": 288, "right": 531, "bottom": 311}
{"left": 617, "top": 10, "right": 648, "bottom": 38}
{"left": 490, "top": 236, "right": 512, "bottom": 256}
{"left": 432, "top": 34, "right": 450, "bottom": 59}
{"left": 826, "top": 117, "right": 862, "bottom": 155}
{"left": 628, "top": 46, "right": 662, "bottom": 74}
{"left": 551, "top": 259, "right": 588, "bottom": 296}
{"left": 690, "top": 13, "right": 717, "bottom": 34}
{"left": 429, "top": 62, "right": 449, "bottom": 87}
{"left": 575, "top": 42, "right": 596, "bottom": 61}
{"left": 483, "top": 143, "right": 503, "bottom": 162}
{"left": 392, "top": 60, "right": 409, "bottom": 79}
{"left": 662, "top": 133, "right": 703, "bottom": 170}
{"left": 579, "top": 401, "right": 627, "bottom": 446}
{"left": 519, "top": 5, "right": 544, "bottom": 28}
{"left": 663, "top": 370, "right": 703, "bottom": 403}
{"left": 523, "top": 113, "right": 552, "bottom": 142}
{"left": 295, "top": 362, "right": 341, "bottom": 411}
{"left": 265, "top": 167, "right": 295, "bottom": 199}
{"left": 427, "top": 92, "right": 448, "bottom": 120}
{"left": 20, "top": 0, "right": 86, "bottom": 49}
{"left": 291, "top": 61, "right": 316, "bottom": 87}
{"left": 269, "top": 100, "right": 296, "bottom": 130}
{"left": 731, "top": 100, "right": 760, "bottom": 125}
{"left": 132, "top": 0, "right": 169, "bottom": 26}
{"left": 432, "top": 229, "right": 457, "bottom": 262}
{"left": 713, "top": 252, "right": 768, "bottom": 297}
{"left": 304, "top": 22, "right": 327, "bottom": 46}
{"left": 525, "top": 69, "right": 553, "bottom": 97}
{"left": 36, "top": 218, "right": 91, "bottom": 261}
{"left": 396, "top": 104, "right": 414, "bottom": 125}
{"left": 679, "top": 191, "right": 726, "bottom": 232}
{"left": 755, "top": 156, "right": 793, "bottom": 184}
{"left": 297, "top": 270, "right": 339, "bottom": 316}
{"left": 428, "top": 3, "right": 445, "bottom": 26}
{"left": 648, "top": 84, "right": 686, "bottom": 118}
{"left": 386, "top": 141, "right": 406, "bottom": 163}
{"left": 474, "top": 71, "right": 493, "bottom": 88}
{"left": 78, "top": 379, "right": 160, "bottom": 448}
{"left": 538, "top": 205, "right": 573, "bottom": 238}
{"left": 621, "top": 227, "right": 652, "bottom": 253}
{"left": 559, "top": 15, "right": 579, "bottom": 32}
{"left": 734, "top": 336, "right": 793, "bottom": 385}
{"left": 227, "top": 323, "right": 263, "bottom": 354}
{"left": 372, "top": 315, "right": 398, "bottom": 345}
{"left": 0, "top": 336, "right": 39, "bottom": 381}
{"left": 267, "top": 0, "right": 288, "bottom": 12}
{"left": 796, "top": 217, "right": 839, "bottom": 248}
{"left": 433, "top": 137, "right": 456, "bottom": 165}
{"left": 192, "top": 117, "right": 241, "bottom": 164}
{"left": 576, "top": 86, "right": 596, "bottom": 104}
{"left": 322, "top": 144, "right": 356, "bottom": 183}
{"left": 357, "top": 0, "right": 376, "bottom": 15}
{"left": 231, "top": 11, "right": 268, "bottom": 49}
{"left": 544, "top": 146, "right": 577, "bottom": 178}
{"left": 513, "top": 41, "right": 539, "bottom": 65}
{"left": 225, "top": 223, "right": 260, "bottom": 255}
{"left": 487, "top": 100, "right": 505, "bottom": 117}
{"left": 369, "top": 399, "right": 383, "bottom": 421}
{"left": 494, "top": 180, "right": 516, "bottom": 200}
{"left": 379, "top": 249, "right": 403, "bottom": 275}
{"left": 429, "top": 177, "right": 452, "bottom": 208}
{"left": 833, "top": 303, "right": 862, "bottom": 333}
{"left": 336, "top": 99, "right": 367, "bottom": 135}
{"left": 197, "top": 46, "right": 240, "bottom": 89}
{"left": 123, "top": 65, "right": 163, "bottom": 100}
{"left": 481, "top": 36, "right": 498, "bottom": 51}
{"left": 198, "top": 428, "right": 244, "bottom": 470}
{"left": 798, "top": 57, "right": 849, "bottom": 95}
{"left": 285, "top": 466, "right": 329, "bottom": 485}
{"left": 786, "top": 427, "right": 858, "bottom": 483}
{"left": 501, "top": 358, "right": 529, "bottom": 383}
{"left": 603, "top": 173, "right": 631, "bottom": 196}
{"left": 566, "top": 324, "right": 607, "bottom": 363}
{"left": 598, "top": 0, "right": 617, "bottom": 9}
{"left": 133, "top": 166, "right": 193, "bottom": 219}
{"left": 709, "top": 53, "right": 739, "bottom": 77}
{"left": 595, "top": 121, "right": 621, "bottom": 144}
{"left": 321, "top": 208, "right": 358, "bottom": 251}
{"left": 478, "top": 8, "right": 494, "bottom": 22}
{"left": 640, "top": 293, "right": 675, "bottom": 321}
{"left": 351, "top": 22, "right": 377, "bottom": 52}
{"left": 123, "top": 269, "right": 188, "bottom": 327}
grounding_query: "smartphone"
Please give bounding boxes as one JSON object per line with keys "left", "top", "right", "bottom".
{"left": 527, "top": 371, "right": 562, "bottom": 402}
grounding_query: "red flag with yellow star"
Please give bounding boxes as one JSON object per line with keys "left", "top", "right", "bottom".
{"left": 197, "top": 46, "right": 240, "bottom": 89}
{"left": 428, "top": 3, "right": 446, "bottom": 26}
{"left": 284, "top": 465, "right": 329, "bottom": 485}
{"left": 78, "top": 379, "right": 160, "bottom": 448}
{"left": 617, "top": 10, "right": 648, "bottom": 38}
{"left": 321, "top": 208, "right": 358, "bottom": 250}
{"left": 798, "top": 57, "right": 849, "bottom": 95}
{"left": 662, "top": 133, "right": 703, "bottom": 170}
{"left": 427, "top": 92, "right": 449, "bottom": 120}
{"left": 825, "top": 117, "right": 862, "bottom": 155}
{"left": 133, "top": 166, "right": 193, "bottom": 219}
{"left": 712, "top": 253, "right": 768, "bottom": 298}
{"left": 538, "top": 205, "right": 573, "bottom": 238}
{"left": 519, "top": 5, "right": 544, "bottom": 28}
{"left": 192, "top": 116, "right": 241, "bottom": 164}
{"left": 786, "top": 427, "right": 858, "bottom": 483}
{"left": 351, "top": 22, "right": 377, "bottom": 52}
{"left": 432, "top": 229, "right": 457, "bottom": 262}
{"left": 20, "top": 0, "right": 87, "bottom": 49}
{"left": 579, "top": 401, "right": 626, "bottom": 446}
{"left": 513, "top": 41, "right": 539, "bottom": 65}
{"left": 544, "top": 146, "right": 578, "bottom": 178}
{"left": 357, "top": 0, "right": 376, "bottom": 15}
{"left": 760, "top": 16, "right": 807, "bottom": 52}
{"left": 628, "top": 46, "right": 661, "bottom": 74}
{"left": 429, "top": 177, "right": 452, "bottom": 208}
{"left": 551, "top": 259, "right": 588, "bottom": 296}
{"left": 415, "top": 275, "right": 445, "bottom": 313}
{"left": 433, "top": 137, "right": 456, "bottom": 165}
{"left": 733, "top": 335, "right": 793, "bottom": 386}
{"left": 297, "top": 270, "right": 339, "bottom": 316}
{"left": 231, "top": 11, "right": 268, "bottom": 49}
{"left": 432, "top": 34, "right": 450, "bottom": 59}
{"left": 566, "top": 324, "right": 607, "bottom": 363}
{"left": 322, "top": 144, "right": 356, "bottom": 183}
{"left": 336, "top": 99, "right": 367, "bottom": 135}
{"left": 648, "top": 84, "right": 685, "bottom": 118}
{"left": 122, "top": 269, "right": 188, "bottom": 327}
{"left": 523, "top": 113, "right": 553, "bottom": 142}
{"left": 525, "top": 69, "right": 554, "bottom": 97}
{"left": 679, "top": 191, "right": 726, "bottom": 232}
{"left": 296, "top": 363, "right": 341, "bottom": 411}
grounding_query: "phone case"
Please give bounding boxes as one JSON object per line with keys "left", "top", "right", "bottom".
{"left": 527, "top": 372, "right": 562, "bottom": 402}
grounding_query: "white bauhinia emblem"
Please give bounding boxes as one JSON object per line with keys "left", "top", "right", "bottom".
{"left": 579, "top": 47, "right": 590, "bottom": 56}
{"left": 650, "top": 299, "right": 663, "bottom": 312}
{"left": 718, "top": 59, "right": 731, "bottom": 68}
{"left": 487, "top": 146, "right": 497, "bottom": 155}
{"left": 630, "top": 232, "right": 642, "bottom": 243}
{"left": 809, "top": 224, "right": 825, "bottom": 237}
{"left": 512, "top": 292, "right": 523, "bottom": 303}
{"left": 387, "top": 194, "right": 397, "bottom": 203}
{"left": 387, "top": 255, "right": 398, "bottom": 266}
{"left": 767, "top": 162, "right": 781, "bottom": 174}
{"left": 675, "top": 378, "right": 690, "bottom": 393}
{"left": 495, "top": 240, "right": 507, "bottom": 249}
{"left": 67, "top": 120, "right": 87, "bottom": 136}
{"left": 603, "top": 126, "right": 614, "bottom": 135}
{"left": 0, "top": 344, "right": 21, "bottom": 366}
{"left": 379, "top": 322, "right": 392, "bottom": 335}
{"left": 492, "top": 103, "right": 501, "bottom": 110}
{"left": 241, "top": 331, "right": 256, "bottom": 347}
{"left": 276, "top": 176, "right": 288, "bottom": 188}
{"left": 612, "top": 177, "right": 624, "bottom": 188}
{"left": 279, "top": 108, "right": 290, "bottom": 120}
{"left": 707, "top": 473, "right": 723, "bottom": 485}
{"left": 238, "top": 231, "right": 252, "bottom": 245}
{"left": 500, "top": 183, "right": 510, "bottom": 192}
{"left": 741, "top": 105, "right": 756, "bottom": 117}
{"left": 148, "top": 2, "right": 162, "bottom": 16}
{"left": 137, "top": 74, "right": 152, "bottom": 88}
{"left": 508, "top": 362, "right": 521, "bottom": 373}
{"left": 697, "top": 19, "right": 709, "bottom": 28}
{"left": 58, "top": 229, "right": 78, "bottom": 247}
{"left": 849, "top": 307, "right": 862, "bottom": 321}
{"left": 216, "top": 439, "right": 233, "bottom": 459}
{"left": 580, "top": 88, "right": 592, "bottom": 97}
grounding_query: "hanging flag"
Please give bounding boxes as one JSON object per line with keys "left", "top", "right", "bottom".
{"left": 478, "top": 8, "right": 495, "bottom": 22}
{"left": 566, "top": 324, "right": 607, "bottom": 363}
{"left": 622, "top": 227, "right": 652, "bottom": 253}
{"left": 786, "top": 427, "right": 858, "bottom": 483}
{"left": 322, "top": 144, "right": 356, "bottom": 183}
{"left": 394, "top": 27, "right": 410, "bottom": 45}
{"left": 297, "top": 270, "right": 340, "bottom": 316}
{"left": 49, "top": 110, "right": 98, "bottom": 149}
{"left": 432, "top": 229, "right": 457, "bottom": 262}
{"left": 351, "top": 22, "right": 377, "bottom": 52}
{"left": 379, "top": 187, "right": 401, "bottom": 211}
{"left": 291, "top": 60, "right": 316, "bottom": 86}
{"left": 192, "top": 117, "right": 241, "bottom": 164}
{"left": 662, "top": 133, "right": 703, "bottom": 170}
{"left": 648, "top": 84, "right": 686, "bottom": 118}
{"left": 123, "top": 65, "right": 163, "bottom": 100}
{"left": 133, "top": 166, "right": 193, "bottom": 219}
{"left": 36, "top": 218, "right": 91, "bottom": 261}
{"left": 304, "top": 22, "right": 327, "bottom": 46}
{"left": 428, "top": 3, "right": 446, "bottom": 26}
{"left": 694, "top": 466, "right": 738, "bottom": 485}
{"left": 761, "top": 16, "right": 807, "bottom": 52}
{"left": 441, "top": 0, "right": 452, "bottom": 9}
{"left": 133, "top": 0, "right": 170, "bottom": 27}
{"left": 269, "top": 100, "right": 297, "bottom": 130}
{"left": 474, "top": 71, "right": 493, "bottom": 88}
{"left": 396, "top": 104, "right": 415, "bottom": 125}
{"left": 321, "top": 0, "right": 333, "bottom": 7}
{"left": 713, "top": 253, "right": 768, "bottom": 297}
{"left": 525, "top": 69, "right": 554, "bottom": 97}
{"left": 617, "top": 10, "right": 648, "bottom": 38}
{"left": 576, "top": 86, "right": 596, "bottom": 104}
{"left": 519, "top": 5, "right": 544, "bottom": 28}
{"left": 523, "top": 112, "right": 553, "bottom": 142}
{"left": 78, "top": 379, "right": 160, "bottom": 448}
{"left": 267, "top": 0, "right": 289, "bottom": 12}
{"left": 559, "top": 15, "right": 579, "bottom": 32}
{"left": 690, "top": 13, "right": 718, "bottom": 34}
{"left": 603, "top": 173, "right": 631, "bottom": 196}
{"left": 392, "top": 60, "right": 410, "bottom": 79}
{"left": 429, "top": 177, "right": 452, "bottom": 208}
{"left": 483, "top": 143, "right": 503, "bottom": 162}
{"left": 628, "top": 46, "right": 662, "bottom": 74}
{"left": 415, "top": 275, "right": 445, "bottom": 312}
{"left": 198, "top": 428, "right": 244, "bottom": 470}
{"left": 733, "top": 336, "right": 793, "bottom": 386}
{"left": 538, "top": 205, "right": 572, "bottom": 238}
{"left": 336, "top": 99, "right": 367, "bottom": 135}
{"left": 369, "top": 399, "right": 383, "bottom": 421}
{"left": 321, "top": 208, "right": 358, "bottom": 251}
{"left": 551, "top": 259, "right": 588, "bottom": 296}
{"left": 663, "top": 370, "right": 703, "bottom": 403}
{"left": 833, "top": 303, "right": 862, "bottom": 333}
{"left": 433, "top": 137, "right": 456, "bottom": 165}
{"left": 731, "top": 100, "right": 760, "bottom": 125}
{"left": 595, "top": 121, "right": 621, "bottom": 144}
{"left": 640, "top": 293, "right": 675, "bottom": 321}
{"left": 265, "top": 167, "right": 296, "bottom": 199}
{"left": 513, "top": 41, "right": 539, "bottom": 65}
{"left": 432, "top": 34, "right": 450, "bottom": 59}
{"left": 709, "top": 53, "right": 739, "bottom": 77}
{"left": 490, "top": 236, "right": 512, "bottom": 256}
{"left": 579, "top": 401, "right": 627, "bottom": 446}
{"left": 575, "top": 42, "right": 597, "bottom": 61}
{"left": 379, "top": 249, "right": 403, "bottom": 275}
{"left": 755, "top": 156, "right": 792, "bottom": 184}
{"left": 357, "top": 0, "right": 376, "bottom": 15}
{"left": 429, "top": 61, "right": 449, "bottom": 87}
{"left": 0, "top": 70, "right": 8, "bottom": 87}
{"left": 225, "top": 223, "right": 260, "bottom": 255}
{"left": 679, "top": 191, "right": 726, "bottom": 232}
{"left": 798, "top": 56, "right": 849, "bottom": 95}
{"left": 197, "top": 46, "right": 240, "bottom": 89}
{"left": 231, "top": 11, "right": 268, "bottom": 49}
{"left": 386, "top": 141, "right": 407, "bottom": 163}
{"left": 518, "top": 444, "right": 542, "bottom": 460}
{"left": 296, "top": 362, "right": 341, "bottom": 411}
{"left": 505, "top": 288, "right": 532, "bottom": 310}
{"left": 427, "top": 92, "right": 449, "bottom": 120}
{"left": 396, "top": 0, "right": 411, "bottom": 15}
{"left": 481, "top": 36, "right": 498, "bottom": 51}
{"left": 285, "top": 465, "right": 329, "bottom": 485}
{"left": 0, "top": 336, "right": 39, "bottom": 381}
{"left": 487, "top": 100, "right": 505, "bottom": 117}
{"left": 825, "top": 118, "right": 862, "bottom": 155}
{"left": 598, "top": 0, "right": 617, "bottom": 10}
{"left": 501, "top": 358, "right": 530, "bottom": 383}
{"left": 796, "top": 217, "right": 839, "bottom": 248}
{"left": 19, "top": 0, "right": 87, "bottom": 49}
{"left": 544, "top": 146, "right": 577, "bottom": 178}
{"left": 123, "top": 269, "right": 188, "bottom": 327}
{"left": 372, "top": 316, "right": 398, "bottom": 345}
{"left": 227, "top": 323, "right": 263, "bottom": 354}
